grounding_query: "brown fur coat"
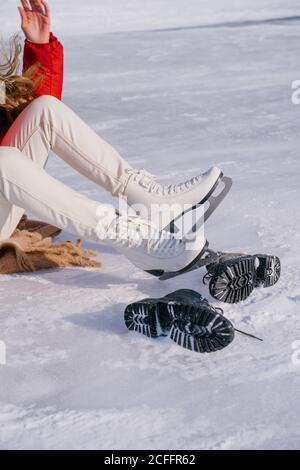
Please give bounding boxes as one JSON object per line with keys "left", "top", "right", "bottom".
{"left": 0, "top": 215, "right": 101, "bottom": 274}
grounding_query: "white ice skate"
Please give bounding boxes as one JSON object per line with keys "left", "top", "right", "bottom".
{"left": 99, "top": 209, "right": 217, "bottom": 279}
{"left": 123, "top": 167, "right": 232, "bottom": 235}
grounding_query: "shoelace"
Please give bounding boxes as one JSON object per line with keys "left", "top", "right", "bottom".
{"left": 107, "top": 214, "right": 184, "bottom": 256}
{"left": 234, "top": 328, "right": 263, "bottom": 342}
{"left": 125, "top": 169, "right": 204, "bottom": 197}
{"left": 210, "top": 303, "right": 263, "bottom": 342}
{"left": 203, "top": 271, "right": 213, "bottom": 285}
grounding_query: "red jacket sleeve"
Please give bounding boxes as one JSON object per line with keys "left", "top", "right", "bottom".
{"left": 22, "top": 32, "right": 64, "bottom": 100}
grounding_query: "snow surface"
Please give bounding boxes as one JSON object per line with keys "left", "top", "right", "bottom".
{"left": 1, "top": 0, "right": 300, "bottom": 450}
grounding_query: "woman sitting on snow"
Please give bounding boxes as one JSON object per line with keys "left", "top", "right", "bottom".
{"left": 0, "top": 0, "right": 280, "bottom": 353}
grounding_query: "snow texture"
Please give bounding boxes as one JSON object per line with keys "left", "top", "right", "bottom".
{"left": 0, "top": 0, "right": 300, "bottom": 450}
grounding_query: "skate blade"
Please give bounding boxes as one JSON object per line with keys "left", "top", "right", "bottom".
{"left": 167, "top": 174, "right": 232, "bottom": 236}
{"left": 203, "top": 176, "right": 233, "bottom": 224}
{"left": 209, "top": 256, "right": 256, "bottom": 304}
{"left": 167, "top": 172, "right": 223, "bottom": 234}
{"left": 156, "top": 241, "right": 221, "bottom": 281}
{"left": 168, "top": 303, "right": 235, "bottom": 353}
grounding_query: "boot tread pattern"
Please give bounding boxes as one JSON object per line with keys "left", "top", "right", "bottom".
{"left": 124, "top": 302, "right": 159, "bottom": 338}
{"left": 168, "top": 304, "right": 234, "bottom": 353}
{"left": 209, "top": 254, "right": 281, "bottom": 304}
{"left": 125, "top": 300, "right": 234, "bottom": 353}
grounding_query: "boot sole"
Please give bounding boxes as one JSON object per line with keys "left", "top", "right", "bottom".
{"left": 209, "top": 254, "right": 281, "bottom": 304}
{"left": 124, "top": 301, "right": 171, "bottom": 338}
{"left": 124, "top": 300, "right": 235, "bottom": 353}
{"left": 255, "top": 254, "right": 281, "bottom": 288}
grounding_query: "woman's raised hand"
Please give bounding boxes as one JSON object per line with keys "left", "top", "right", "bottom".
{"left": 18, "top": 0, "right": 51, "bottom": 44}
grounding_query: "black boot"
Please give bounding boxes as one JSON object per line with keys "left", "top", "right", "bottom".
{"left": 204, "top": 253, "right": 281, "bottom": 304}
{"left": 124, "top": 289, "right": 235, "bottom": 353}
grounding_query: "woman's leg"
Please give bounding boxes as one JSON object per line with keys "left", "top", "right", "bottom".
{"left": 0, "top": 147, "right": 207, "bottom": 276}
{"left": 1, "top": 95, "right": 133, "bottom": 197}
{"left": 0, "top": 95, "right": 133, "bottom": 237}
{"left": 0, "top": 195, "right": 25, "bottom": 241}
{"left": 0, "top": 147, "right": 116, "bottom": 242}
{"left": 0, "top": 94, "right": 227, "bottom": 237}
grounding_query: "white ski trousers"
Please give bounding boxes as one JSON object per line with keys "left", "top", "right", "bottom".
{"left": 0, "top": 95, "right": 133, "bottom": 242}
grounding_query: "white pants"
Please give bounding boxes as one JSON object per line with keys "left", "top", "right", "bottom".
{"left": 0, "top": 95, "right": 133, "bottom": 242}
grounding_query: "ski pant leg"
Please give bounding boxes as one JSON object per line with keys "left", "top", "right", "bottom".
{"left": 0, "top": 147, "right": 116, "bottom": 243}
{"left": 1, "top": 95, "right": 133, "bottom": 197}
{"left": 0, "top": 95, "right": 133, "bottom": 239}
{"left": 0, "top": 195, "right": 24, "bottom": 242}
{"left": 0, "top": 97, "right": 52, "bottom": 240}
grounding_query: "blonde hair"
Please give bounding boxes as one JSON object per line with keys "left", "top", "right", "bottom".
{"left": 0, "top": 34, "right": 40, "bottom": 135}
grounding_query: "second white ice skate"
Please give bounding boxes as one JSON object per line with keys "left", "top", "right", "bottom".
{"left": 123, "top": 166, "right": 232, "bottom": 235}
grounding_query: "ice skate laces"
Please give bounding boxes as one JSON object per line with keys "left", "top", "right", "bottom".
{"left": 126, "top": 169, "right": 205, "bottom": 197}
{"left": 107, "top": 214, "right": 184, "bottom": 256}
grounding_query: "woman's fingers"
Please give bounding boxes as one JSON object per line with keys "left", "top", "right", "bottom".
{"left": 19, "top": 0, "right": 50, "bottom": 17}
{"left": 24, "top": 0, "right": 50, "bottom": 17}
{"left": 40, "top": 0, "right": 50, "bottom": 18}
{"left": 20, "top": 0, "right": 31, "bottom": 12}
{"left": 18, "top": 6, "right": 28, "bottom": 25}
{"left": 28, "top": 0, "right": 44, "bottom": 14}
